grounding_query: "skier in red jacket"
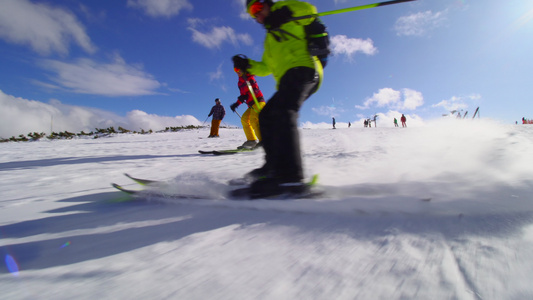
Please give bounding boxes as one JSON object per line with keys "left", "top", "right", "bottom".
{"left": 230, "top": 68, "right": 266, "bottom": 149}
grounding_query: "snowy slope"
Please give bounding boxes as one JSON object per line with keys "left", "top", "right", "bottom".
{"left": 1, "top": 119, "right": 533, "bottom": 300}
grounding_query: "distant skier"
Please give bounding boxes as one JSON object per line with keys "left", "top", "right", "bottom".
{"left": 401, "top": 114, "right": 407, "bottom": 127}
{"left": 207, "top": 98, "right": 226, "bottom": 138}
{"left": 348, "top": 122, "right": 351, "bottom": 128}
{"left": 230, "top": 68, "right": 266, "bottom": 149}
{"left": 394, "top": 118, "right": 399, "bottom": 127}
{"left": 332, "top": 117, "right": 336, "bottom": 129}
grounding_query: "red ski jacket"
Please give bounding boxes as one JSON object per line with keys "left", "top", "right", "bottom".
{"left": 236, "top": 74, "right": 265, "bottom": 108}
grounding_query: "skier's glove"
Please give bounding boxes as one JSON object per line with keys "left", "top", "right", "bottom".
{"left": 232, "top": 55, "right": 250, "bottom": 72}
{"left": 264, "top": 6, "right": 293, "bottom": 30}
{"left": 237, "top": 95, "right": 247, "bottom": 103}
{"left": 230, "top": 102, "right": 239, "bottom": 112}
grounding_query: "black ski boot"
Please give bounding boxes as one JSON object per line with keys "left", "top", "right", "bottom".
{"left": 249, "top": 177, "right": 308, "bottom": 199}
{"left": 228, "top": 164, "right": 271, "bottom": 186}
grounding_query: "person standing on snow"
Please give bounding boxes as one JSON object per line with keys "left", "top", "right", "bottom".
{"left": 394, "top": 118, "right": 399, "bottom": 127}
{"left": 332, "top": 117, "right": 336, "bottom": 129}
{"left": 230, "top": 67, "right": 266, "bottom": 149}
{"left": 401, "top": 114, "right": 407, "bottom": 127}
{"left": 232, "top": 0, "right": 325, "bottom": 198}
{"left": 207, "top": 98, "right": 226, "bottom": 138}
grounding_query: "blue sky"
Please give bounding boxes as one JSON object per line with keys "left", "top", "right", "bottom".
{"left": 1, "top": 0, "right": 532, "bottom": 137}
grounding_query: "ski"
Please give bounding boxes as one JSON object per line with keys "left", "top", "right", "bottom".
{"left": 112, "top": 182, "right": 323, "bottom": 201}
{"left": 112, "top": 174, "right": 322, "bottom": 200}
{"left": 198, "top": 150, "right": 215, "bottom": 154}
{"left": 213, "top": 149, "right": 254, "bottom": 155}
{"left": 229, "top": 186, "right": 324, "bottom": 200}
{"left": 124, "top": 173, "right": 159, "bottom": 185}
{"left": 111, "top": 183, "right": 204, "bottom": 199}
{"left": 112, "top": 183, "right": 137, "bottom": 194}
{"left": 198, "top": 148, "right": 256, "bottom": 155}
{"left": 125, "top": 173, "right": 246, "bottom": 187}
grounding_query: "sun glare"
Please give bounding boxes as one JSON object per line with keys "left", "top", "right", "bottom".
{"left": 513, "top": 8, "right": 533, "bottom": 31}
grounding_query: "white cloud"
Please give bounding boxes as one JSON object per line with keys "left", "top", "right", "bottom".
{"left": 0, "top": 90, "right": 121, "bottom": 137}
{"left": 394, "top": 10, "right": 447, "bottom": 37}
{"left": 312, "top": 105, "right": 345, "bottom": 117}
{"left": 208, "top": 63, "right": 228, "bottom": 92}
{"left": 0, "top": 90, "right": 200, "bottom": 138}
{"left": 37, "top": 54, "right": 162, "bottom": 96}
{"left": 126, "top": 110, "right": 200, "bottom": 131}
{"left": 188, "top": 19, "right": 253, "bottom": 49}
{"left": 299, "top": 121, "right": 336, "bottom": 129}
{"left": 234, "top": 0, "right": 251, "bottom": 19}
{"left": 402, "top": 88, "right": 424, "bottom": 110}
{"left": 0, "top": 0, "right": 96, "bottom": 56}
{"left": 127, "top": 0, "right": 193, "bottom": 18}
{"left": 168, "top": 87, "right": 190, "bottom": 94}
{"left": 356, "top": 88, "right": 401, "bottom": 109}
{"left": 209, "top": 63, "right": 224, "bottom": 81}
{"left": 356, "top": 88, "right": 424, "bottom": 111}
{"left": 330, "top": 35, "right": 377, "bottom": 60}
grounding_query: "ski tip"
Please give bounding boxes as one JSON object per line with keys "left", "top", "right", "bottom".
{"left": 198, "top": 150, "right": 214, "bottom": 154}
{"left": 112, "top": 183, "right": 126, "bottom": 190}
{"left": 309, "top": 174, "right": 319, "bottom": 186}
{"left": 111, "top": 183, "right": 136, "bottom": 194}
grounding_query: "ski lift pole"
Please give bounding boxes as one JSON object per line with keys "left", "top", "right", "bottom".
{"left": 290, "top": 0, "right": 416, "bottom": 21}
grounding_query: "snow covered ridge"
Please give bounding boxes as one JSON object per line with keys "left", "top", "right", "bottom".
{"left": 0, "top": 125, "right": 204, "bottom": 143}
{"left": 1, "top": 119, "right": 533, "bottom": 299}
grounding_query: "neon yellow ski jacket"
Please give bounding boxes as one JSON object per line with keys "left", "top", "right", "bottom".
{"left": 248, "top": 0, "right": 324, "bottom": 89}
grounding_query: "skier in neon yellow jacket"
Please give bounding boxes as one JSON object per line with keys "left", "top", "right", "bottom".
{"left": 233, "top": 0, "right": 325, "bottom": 198}
{"left": 245, "top": 0, "right": 324, "bottom": 88}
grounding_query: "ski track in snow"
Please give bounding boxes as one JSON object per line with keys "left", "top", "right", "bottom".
{"left": 1, "top": 119, "right": 533, "bottom": 299}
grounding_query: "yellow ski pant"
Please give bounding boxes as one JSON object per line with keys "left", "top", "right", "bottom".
{"left": 210, "top": 119, "right": 221, "bottom": 136}
{"left": 241, "top": 102, "right": 265, "bottom": 141}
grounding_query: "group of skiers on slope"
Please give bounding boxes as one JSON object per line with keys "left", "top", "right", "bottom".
{"left": 333, "top": 114, "right": 407, "bottom": 128}
{"left": 393, "top": 114, "right": 407, "bottom": 127}
{"left": 205, "top": 0, "right": 327, "bottom": 198}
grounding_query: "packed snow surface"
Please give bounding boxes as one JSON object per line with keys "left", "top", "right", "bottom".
{"left": 1, "top": 119, "right": 533, "bottom": 300}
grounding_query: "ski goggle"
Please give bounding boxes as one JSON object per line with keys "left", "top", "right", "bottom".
{"left": 248, "top": 1, "right": 264, "bottom": 18}
{"left": 234, "top": 68, "right": 242, "bottom": 73}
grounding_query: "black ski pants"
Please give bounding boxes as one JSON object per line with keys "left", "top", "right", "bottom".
{"left": 259, "top": 67, "right": 319, "bottom": 181}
